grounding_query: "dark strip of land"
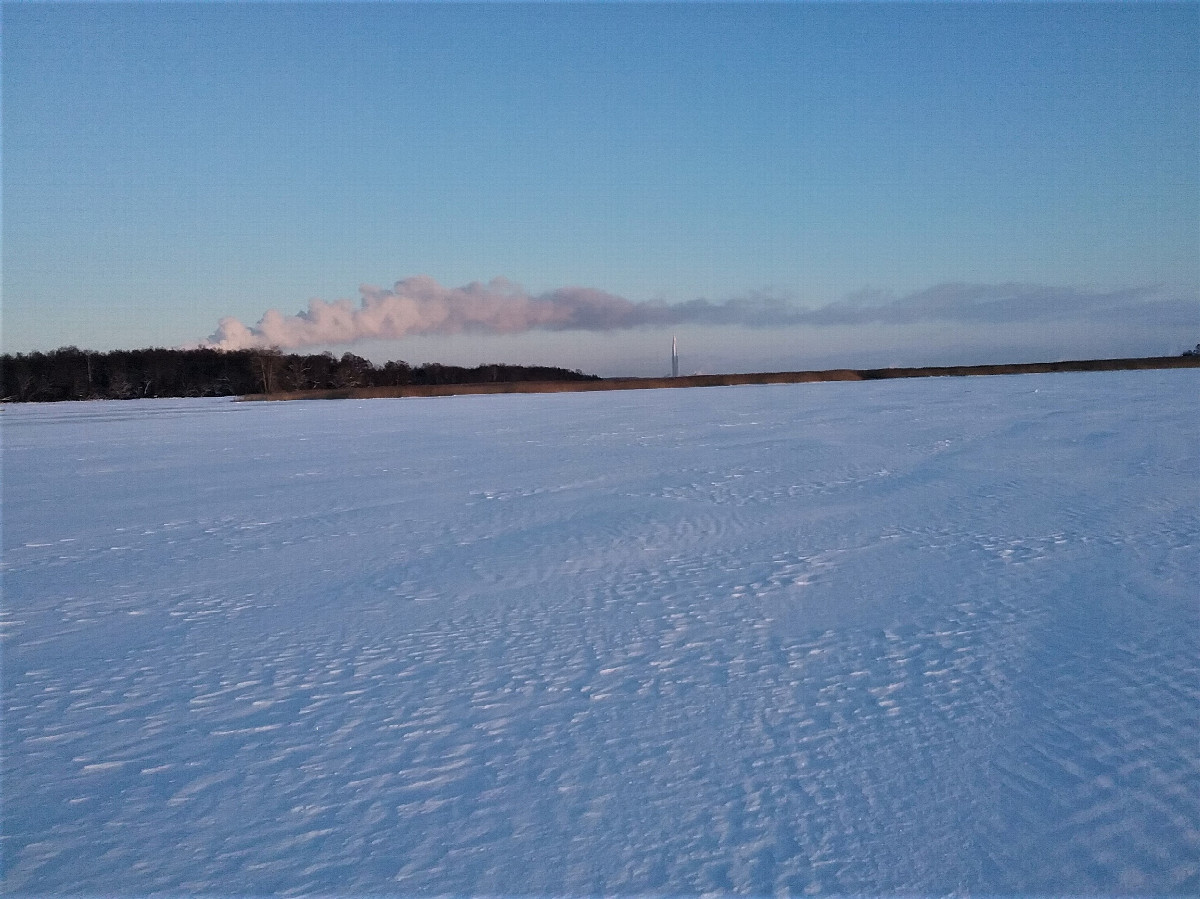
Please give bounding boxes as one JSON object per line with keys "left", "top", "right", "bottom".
{"left": 243, "top": 355, "right": 1200, "bottom": 401}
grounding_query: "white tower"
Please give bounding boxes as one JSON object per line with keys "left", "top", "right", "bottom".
{"left": 671, "top": 336, "right": 679, "bottom": 377}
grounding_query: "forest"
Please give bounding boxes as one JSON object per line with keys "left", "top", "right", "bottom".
{"left": 0, "top": 347, "right": 599, "bottom": 402}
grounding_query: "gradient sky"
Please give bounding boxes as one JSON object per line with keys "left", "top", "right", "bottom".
{"left": 4, "top": 1, "right": 1198, "bottom": 376}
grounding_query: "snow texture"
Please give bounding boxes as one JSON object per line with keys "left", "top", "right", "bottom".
{"left": 3, "top": 370, "right": 1198, "bottom": 895}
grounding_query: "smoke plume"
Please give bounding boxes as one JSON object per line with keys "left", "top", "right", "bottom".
{"left": 201, "top": 276, "right": 1195, "bottom": 351}
{"left": 203, "top": 276, "right": 669, "bottom": 350}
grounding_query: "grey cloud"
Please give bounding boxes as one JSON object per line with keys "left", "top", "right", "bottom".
{"left": 804, "top": 283, "right": 1195, "bottom": 327}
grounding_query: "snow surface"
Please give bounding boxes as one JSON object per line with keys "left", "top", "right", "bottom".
{"left": 3, "top": 370, "right": 1198, "bottom": 895}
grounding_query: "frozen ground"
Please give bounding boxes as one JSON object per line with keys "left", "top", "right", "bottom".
{"left": 2, "top": 370, "right": 1198, "bottom": 895}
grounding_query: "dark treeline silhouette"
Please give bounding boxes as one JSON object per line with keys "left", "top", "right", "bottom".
{"left": 0, "top": 347, "right": 598, "bottom": 402}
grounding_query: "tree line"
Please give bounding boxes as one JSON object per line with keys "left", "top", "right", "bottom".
{"left": 0, "top": 347, "right": 599, "bottom": 402}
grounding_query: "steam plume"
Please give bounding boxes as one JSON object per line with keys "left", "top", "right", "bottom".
{"left": 203, "top": 276, "right": 670, "bottom": 351}
{"left": 202, "top": 276, "right": 1194, "bottom": 351}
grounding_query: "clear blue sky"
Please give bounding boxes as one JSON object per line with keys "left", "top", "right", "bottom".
{"left": 4, "top": 1, "right": 1198, "bottom": 375}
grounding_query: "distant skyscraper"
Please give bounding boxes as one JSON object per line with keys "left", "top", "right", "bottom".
{"left": 672, "top": 336, "right": 679, "bottom": 377}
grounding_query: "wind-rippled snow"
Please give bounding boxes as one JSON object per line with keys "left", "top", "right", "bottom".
{"left": 3, "top": 371, "right": 1198, "bottom": 894}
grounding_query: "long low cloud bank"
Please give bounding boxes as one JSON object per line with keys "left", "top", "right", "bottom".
{"left": 201, "top": 276, "right": 1197, "bottom": 351}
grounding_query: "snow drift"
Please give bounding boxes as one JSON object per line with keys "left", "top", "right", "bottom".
{"left": 3, "top": 370, "right": 1198, "bottom": 893}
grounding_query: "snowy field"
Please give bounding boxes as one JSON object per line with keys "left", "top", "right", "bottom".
{"left": 3, "top": 370, "right": 1198, "bottom": 895}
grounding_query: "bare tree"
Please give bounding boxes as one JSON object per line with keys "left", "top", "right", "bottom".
{"left": 333, "top": 353, "right": 372, "bottom": 389}
{"left": 252, "top": 348, "right": 283, "bottom": 394}
{"left": 281, "top": 356, "right": 310, "bottom": 392}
